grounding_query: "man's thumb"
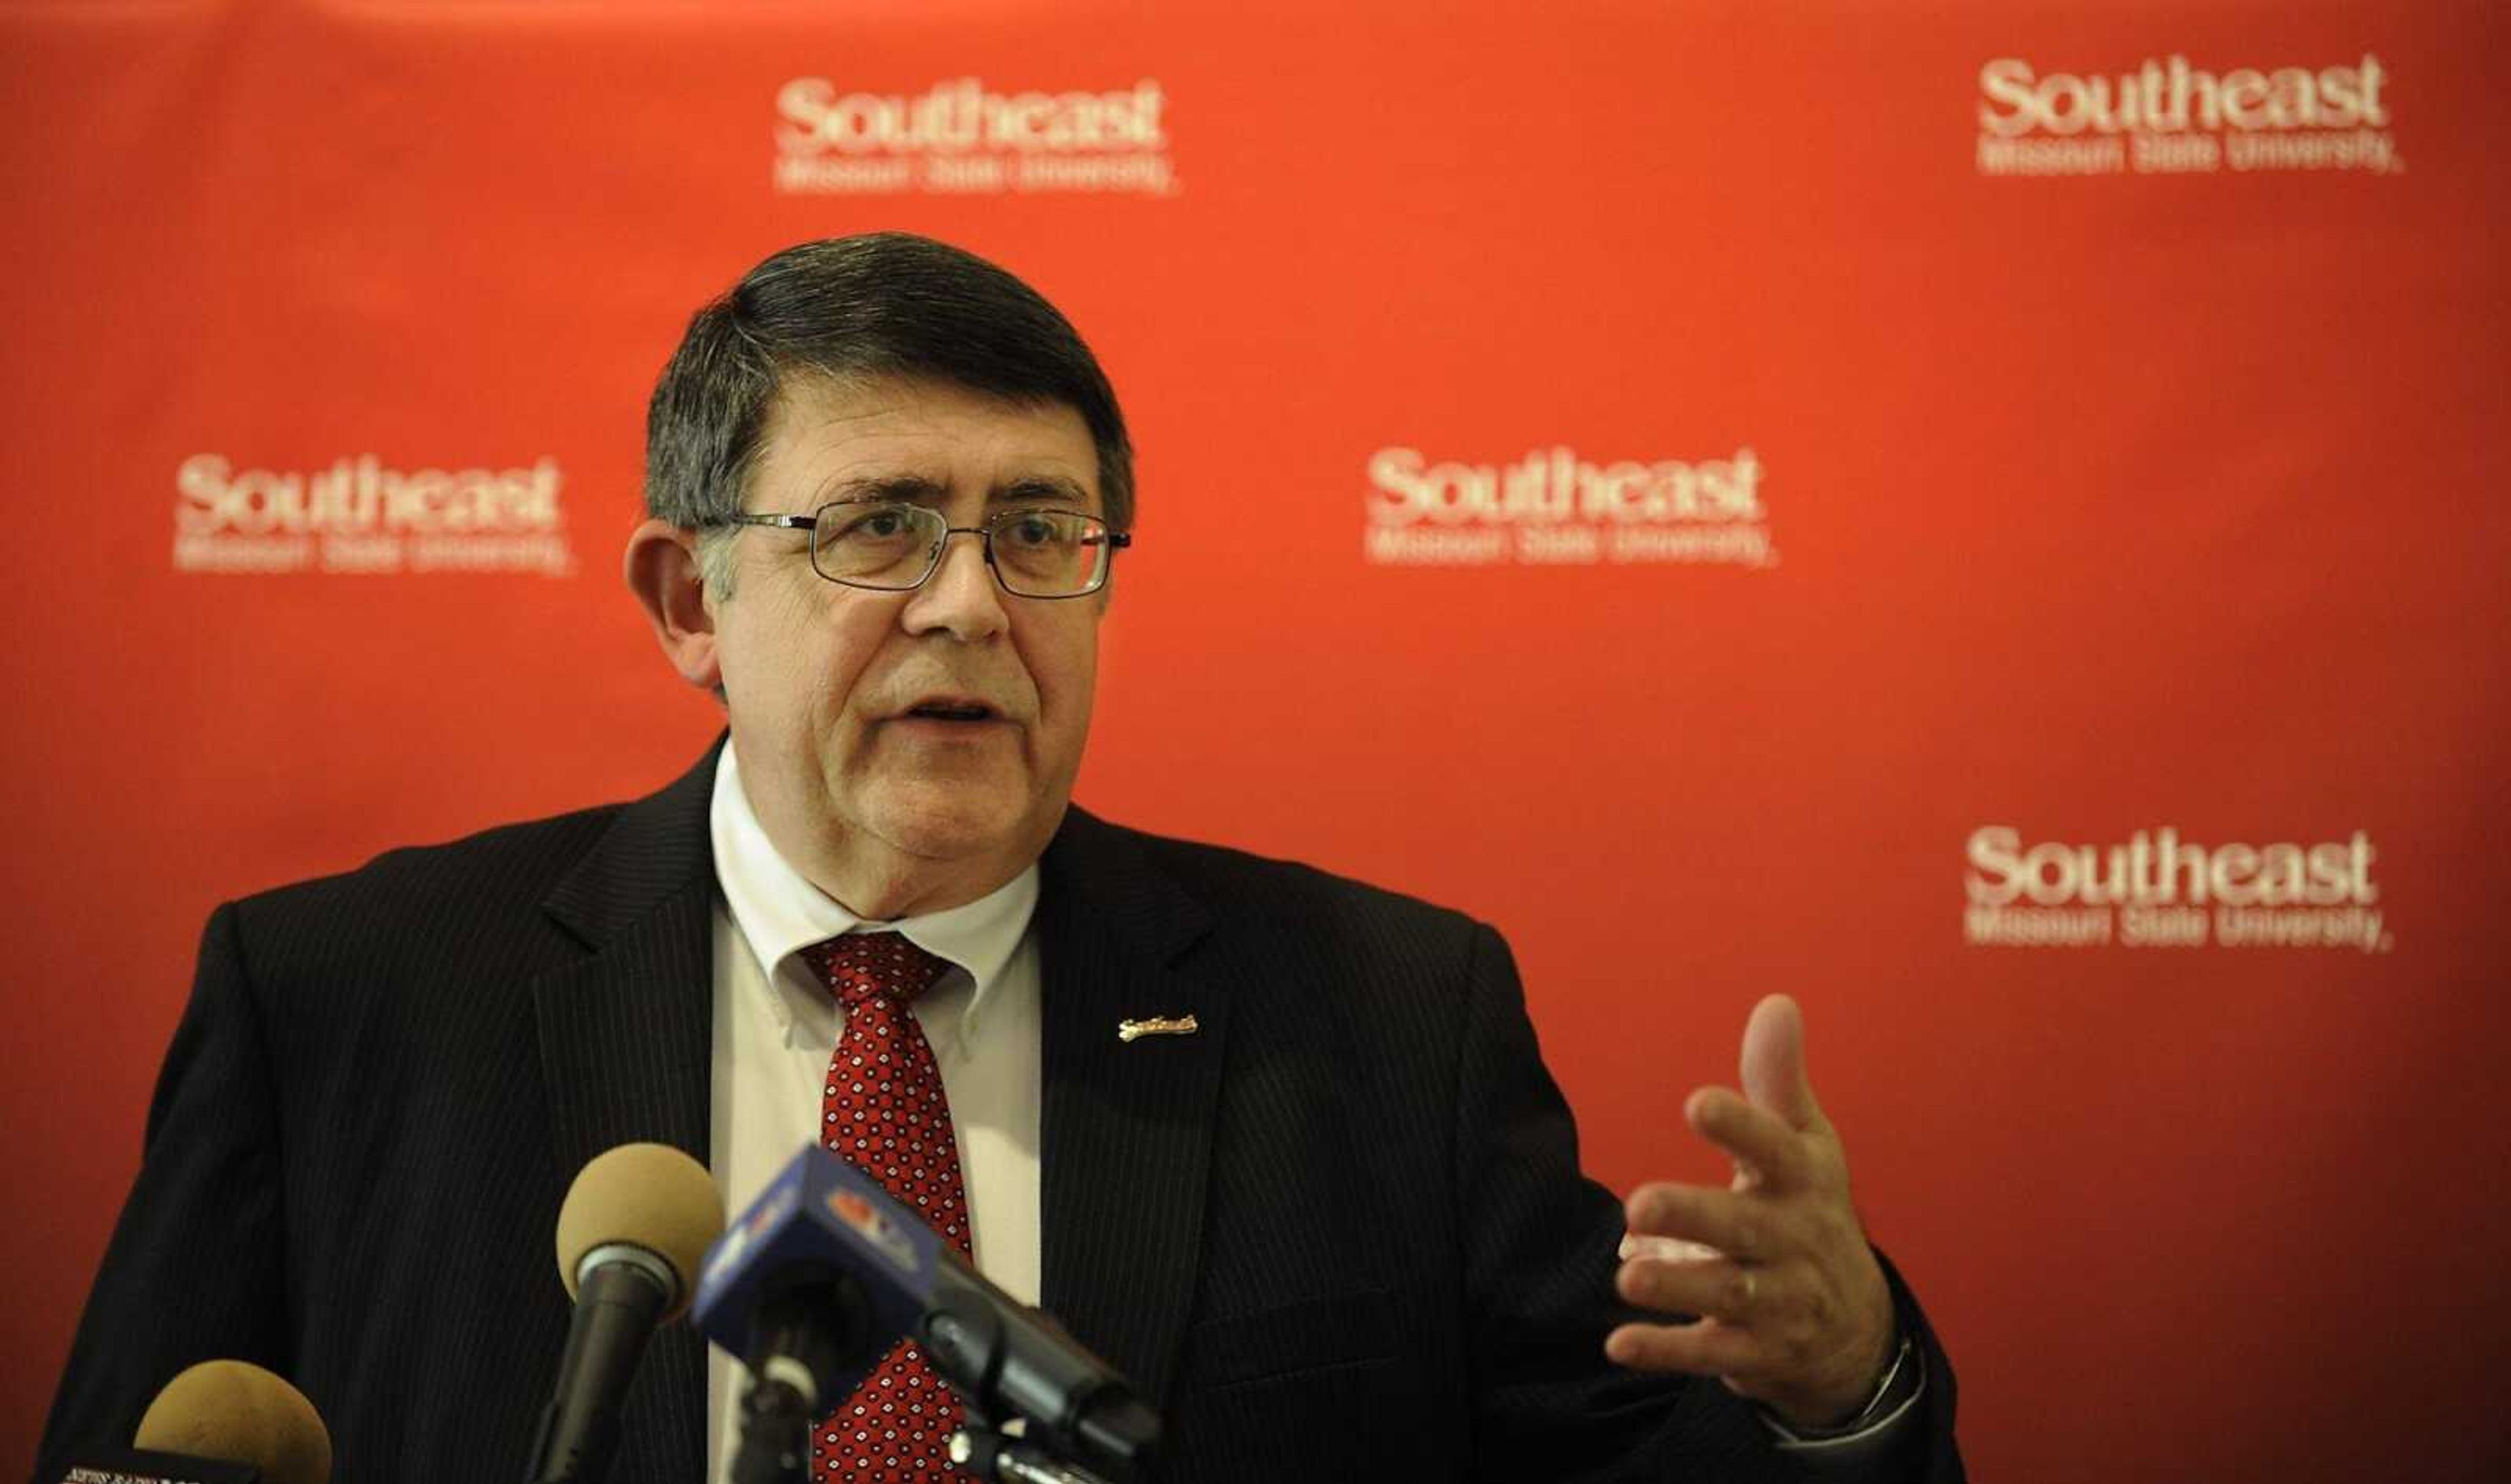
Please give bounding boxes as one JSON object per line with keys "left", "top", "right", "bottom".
{"left": 1739, "top": 994, "right": 1822, "bottom": 1130}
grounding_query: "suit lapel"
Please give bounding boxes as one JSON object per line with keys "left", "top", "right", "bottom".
{"left": 532, "top": 743, "right": 722, "bottom": 1481}
{"left": 517, "top": 766, "right": 1223, "bottom": 1458}
{"left": 1035, "top": 807, "right": 1222, "bottom": 1410}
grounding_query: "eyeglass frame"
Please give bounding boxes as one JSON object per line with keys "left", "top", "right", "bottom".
{"left": 700, "top": 500, "right": 1133, "bottom": 599}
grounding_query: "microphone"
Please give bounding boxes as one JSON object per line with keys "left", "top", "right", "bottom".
{"left": 524, "top": 1142, "right": 725, "bottom": 1484}
{"left": 52, "top": 1358, "right": 330, "bottom": 1484}
{"left": 694, "top": 1145, "right": 1159, "bottom": 1483}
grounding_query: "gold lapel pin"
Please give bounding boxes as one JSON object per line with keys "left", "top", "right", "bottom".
{"left": 1116, "top": 1014, "right": 1199, "bottom": 1043}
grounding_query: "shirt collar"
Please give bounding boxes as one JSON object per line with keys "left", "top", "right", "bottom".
{"left": 709, "top": 742, "right": 1038, "bottom": 1044}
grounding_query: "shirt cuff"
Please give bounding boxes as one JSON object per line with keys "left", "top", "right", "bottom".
{"left": 1756, "top": 1334, "right": 1925, "bottom": 1470}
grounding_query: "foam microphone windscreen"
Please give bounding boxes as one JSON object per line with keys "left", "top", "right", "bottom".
{"left": 554, "top": 1141, "right": 723, "bottom": 1320}
{"left": 131, "top": 1360, "right": 331, "bottom": 1484}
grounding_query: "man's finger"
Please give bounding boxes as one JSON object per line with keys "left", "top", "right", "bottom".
{"left": 1683, "top": 1087, "right": 1807, "bottom": 1190}
{"left": 1739, "top": 993, "right": 1826, "bottom": 1133}
{"left": 1619, "top": 1232, "right": 1721, "bottom": 1264}
{"left": 1616, "top": 1255, "right": 1766, "bottom": 1324}
{"left": 1624, "top": 1182, "right": 1779, "bottom": 1261}
{"left": 1605, "top": 1318, "right": 1759, "bottom": 1376}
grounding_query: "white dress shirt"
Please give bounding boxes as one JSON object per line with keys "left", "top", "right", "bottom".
{"left": 704, "top": 743, "right": 1044, "bottom": 1481}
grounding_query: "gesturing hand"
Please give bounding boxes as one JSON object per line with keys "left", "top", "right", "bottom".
{"left": 1603, "top": 994, "right": 1897, "bottom": 1430}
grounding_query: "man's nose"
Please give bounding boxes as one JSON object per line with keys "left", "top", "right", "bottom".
{"left": 900, "top": 530, "right": 1010, "bottom": 641}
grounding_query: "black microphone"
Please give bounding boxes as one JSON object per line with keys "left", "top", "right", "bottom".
{"left": 53, "top": 1358, "right": 332, "bottom": 1484}
{"left": 693, "top": 1146, "right": 1159, "bottom": 1483}
{"left": 524, "top": 1143, "right": 725, "bottom": 1484}
{"left": 716, "top": 1260, "right": 869, "bottom": 1484}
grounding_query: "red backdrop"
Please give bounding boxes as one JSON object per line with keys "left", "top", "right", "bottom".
{"left": 5, "top": 3, "right": 2506, "bottom": 1479}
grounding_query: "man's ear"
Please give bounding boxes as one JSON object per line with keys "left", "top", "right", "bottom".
{"left": 623, "top": 519, "right": 723, "bottom": 692}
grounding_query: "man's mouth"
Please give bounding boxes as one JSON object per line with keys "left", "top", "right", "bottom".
{"left": 900, "top": 697, "right": 1002, "bottom": 723}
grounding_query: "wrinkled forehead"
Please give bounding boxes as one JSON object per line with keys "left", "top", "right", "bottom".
{"left": 753, "top": 373, "right": 1102, "bottom": 514}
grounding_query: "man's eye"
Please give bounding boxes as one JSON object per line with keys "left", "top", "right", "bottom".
{"left": 1002, "top": 513, "right": 1065, "bottom": 548}
{"left": 827, "top": 505, "right": 919, "bottom": 541}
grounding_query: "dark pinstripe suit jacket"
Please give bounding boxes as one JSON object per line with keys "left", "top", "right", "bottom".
{"left": 38, "top": 749, "right": 1958, "bottom": 1483}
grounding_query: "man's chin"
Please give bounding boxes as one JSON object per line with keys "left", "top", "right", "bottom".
{"left": 856, "top": 786, "right": 1051, "bottom": 873}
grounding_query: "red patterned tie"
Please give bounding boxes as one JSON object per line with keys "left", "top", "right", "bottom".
{"left": 796, "top": 932, "right": 970, "bottom": 1481}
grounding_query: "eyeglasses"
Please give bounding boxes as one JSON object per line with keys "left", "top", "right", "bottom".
{"left": 706, "top": 501, "right": 1131, "bottom": 599}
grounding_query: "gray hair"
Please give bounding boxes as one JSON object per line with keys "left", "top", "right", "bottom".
{"left": 645, "top": 233, "right": 1135, "bottom": 599}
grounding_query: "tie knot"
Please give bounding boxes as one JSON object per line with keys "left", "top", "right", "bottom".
{"left": 798, "top": 931, "right": 951, "bottom": 1009}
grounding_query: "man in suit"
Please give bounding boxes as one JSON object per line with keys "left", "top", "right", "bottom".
{"left": 39, "top": 234, "right": 1959, "bottom": 1481}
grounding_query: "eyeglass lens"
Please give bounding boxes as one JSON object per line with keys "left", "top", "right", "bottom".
{"left": 811, "top": 502, "right": 1113, "bottom": 595}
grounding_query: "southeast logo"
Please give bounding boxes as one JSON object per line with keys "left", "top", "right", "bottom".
{"left": 1363, "top": 445, "right": 1775, "bottom": 569}
{"left": 773, "top": 76, "right": 1178, "bottom": 196}
{"left": 171, "top": 452, "right": 576, "bottom": 577}
{"left": 1962, "top": 825, "right": 2392, "bottom": 953}
{"left": 1975, "top": 53, "right": 2401, "bottom": 177}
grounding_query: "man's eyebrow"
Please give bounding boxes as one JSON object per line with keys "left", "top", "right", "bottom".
{"left": 814, "top": 472, "right": 1092, "bottom": 505}
{"left": 989, "top": 475, "right": 1091, "bottom": 505}
{"left": 818, "top": 473, "right": 949, "bottom": 503}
